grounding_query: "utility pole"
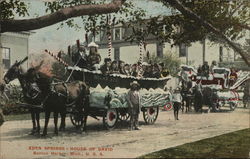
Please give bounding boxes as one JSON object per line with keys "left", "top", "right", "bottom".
{"left": 0, "top": 22, "right": 3, "bottom": 83}
{"left": 186, "top": 44, "right": 189, "bottom": 65}
{"left": 202, "top": 38, "right": 206, "bottom": 64}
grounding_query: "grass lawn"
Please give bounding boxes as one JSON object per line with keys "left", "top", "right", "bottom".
{"left": 139, "top": 128, "right": 250, "bottom": 158}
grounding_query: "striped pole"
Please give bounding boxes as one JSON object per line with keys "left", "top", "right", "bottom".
{"left": 107, "top": 14, "right": 112, "bottom": 59}
{"left": 139, "top": 41, "right": 143, "bottom": 63}
{"left": 44, "top": 49, "right": 69, "bottom": 67}
{"left": 138, "top": 41, "right": 144, "bottom": 78}
{"left": 76, "top": 39, "right": 80, "bottom": 52}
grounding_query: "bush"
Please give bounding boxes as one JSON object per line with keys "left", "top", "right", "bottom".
{"left": 0, "top": 84, "right": 29, "bottom": 115}
{"left": 144, "top": 51, "right": 181, "bottom": 76}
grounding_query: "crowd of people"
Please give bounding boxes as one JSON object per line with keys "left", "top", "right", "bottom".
{"left": 197, "top": 61, "right": 213, "bottom": 78}
{"left": 99, "top": 58, "right": 169, "bottom": 78}
{"left": 196, "top": 60, "right": 238, "bottom": 86}
{"left": 72, "top": 42, "right": 170, "bottom": 79}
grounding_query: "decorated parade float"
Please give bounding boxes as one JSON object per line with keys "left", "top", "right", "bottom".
{"left": 180, "top": 64, "right": 249, "bottom": 112}
{"left": 44, "top": 38, "right": 172, "bottom": 129}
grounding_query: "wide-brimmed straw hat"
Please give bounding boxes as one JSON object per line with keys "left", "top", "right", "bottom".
{"left": 88, "top": 41, "right": 99, "bottom": 48}
{"left": 130, "top": 81, "right": 140, "bottom": 87}
{"left": 175, "top": 87, "right": 181, "bottom": 91}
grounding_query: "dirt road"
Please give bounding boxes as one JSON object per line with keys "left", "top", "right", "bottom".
{"left": 0, "top": 106, "right": 249, "bottom": 159}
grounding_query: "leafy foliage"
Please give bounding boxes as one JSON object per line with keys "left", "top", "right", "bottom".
{"left": 44, "top": 0, "right": 146, "bottom": 36}
{"left": 1, "top": 0, "right": 249, "bottom": 48}
{"left": 0, "top": 0, "right": 29, "bottom": 19}
{"left": 150, "top": 0, "right": 250, "bottom": 46}
{"left": 145, "top": 51, "right": 181, "bottom": 76}
{"left": 0, "top": 84, "right": 28, "bottom": 115}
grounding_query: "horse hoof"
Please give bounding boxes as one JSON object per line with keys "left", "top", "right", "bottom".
{"left": 59, "top": 127, "right": 65, "bottom": 131}
{"left": 54, "top": 131, "right": 58, "bottom": 135}
{"left": 29, "top": 130, "right": 36, "bottom": 135}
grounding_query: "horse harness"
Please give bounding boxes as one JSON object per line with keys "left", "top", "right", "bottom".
{"left": 28, "top": 81, "right": 75, "bottom": 108}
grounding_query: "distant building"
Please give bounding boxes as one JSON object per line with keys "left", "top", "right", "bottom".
{"left": 1, "top": 32, "right": 31, "bottom": 74}
{"left": 93, "top": 21, "right": 248, "bottom": 69}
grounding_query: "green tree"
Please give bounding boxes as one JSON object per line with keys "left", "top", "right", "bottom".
{"left": 146, "top": 52, "right": 181, "bottom": 76}
{"left": 0, "top": 0, "right": 249, "bottom": 66}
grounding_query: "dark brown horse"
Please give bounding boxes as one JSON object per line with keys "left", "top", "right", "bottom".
{"left": 180, "top": 80, "right": 193, "bottom": 113}
{"left": 4, "top": 57, "right": 43, "bottom": 134}
{"left": 4, "top": 57, "right": 90, "bottom": 136}
{"left": 26, "top": 66, "right": 90, "bottom": 136}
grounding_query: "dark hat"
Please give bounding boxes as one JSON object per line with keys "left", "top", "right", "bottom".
{"left": 111, "top": 60, "right": 118, "bottom": 64}
{"left": 104, "top": 58, "right": 111, "bottom": 63}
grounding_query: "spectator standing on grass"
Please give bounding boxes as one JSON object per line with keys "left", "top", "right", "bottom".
{"left": 172, "top": 87, "right": 182, "bottom": 120}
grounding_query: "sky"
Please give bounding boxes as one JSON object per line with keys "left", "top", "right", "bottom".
{"left": 23, "top": 0, "right": 171, "bottom": 55}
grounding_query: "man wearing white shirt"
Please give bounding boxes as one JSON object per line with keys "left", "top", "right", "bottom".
{"left": 172, "top": 87, "right": 182, "bottom": 120}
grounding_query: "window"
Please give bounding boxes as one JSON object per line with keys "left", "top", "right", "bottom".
{"left": 100, "top": 30, "right": 106, "bottom": 41}
{"left": 179, "top": 43, "right": 187, "bottom": 57}
{"left": 219, "top": 46, "right": 223, "bottom": 62}
{"left": 2, "top": 47, "right": 11, "bottom": 69}
{"left": 156, "top": 43, "right": 163, "bottom": 57}
{"left": 114, "top": 48, "right": 120, "bottom": 61}
{"left": 113, "top": 28, "right": 121, "bottom": 41}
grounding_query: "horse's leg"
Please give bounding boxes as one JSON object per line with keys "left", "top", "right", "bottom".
{"left": 194, "top": 95, "right": 199, "bottom": 112}
{"left": 53, "top": 112, "right": 59, "bottom": 135}
{"left": 30, "top": 109, "right": 36, "bottom": 135}
{"left": 181, "top": 99, "right": 184, "bottom": 113}
{"left": 35, "top": 111, "right": 40, "bottom": 134}
{"left": 199, "top": 96, "right": 203, "bottom": 113}
{"left": 82, "top": 114, "right": 88, "bottom": 132}
{"left": 186, "top": 98, "right": 190, "bottom": 113}
{"left": 59, "top": 112, "right": 66, "bottom": 131}
{"left": 42, "top": 111, "right": 50, "bottom": 136}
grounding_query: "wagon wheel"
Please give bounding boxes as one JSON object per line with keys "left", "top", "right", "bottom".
{"left": 118, "top": 109, "right": 130, "bottom": 121}
{"left": 163, "top": 103, "right": 173, "bottom": 111}
{"left": 103, "top": 108, "right": 118, "bottom": 129}
{"left": 211, "top": 102, "right": 221, "bottom": 112}
{"left": 70, "top": 113, "right": 84, "bottom": 128}
{"left": 143, "top": 107, "right": 159, "bottom": 125}
{"left": 229, "top": 102, "right": 236, "bottom": 111}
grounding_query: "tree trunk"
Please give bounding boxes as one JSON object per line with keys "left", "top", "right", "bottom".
{"left": 0, "top": 22, "right": 3, "bottom": 83}
{"left": 165, "top": 0, "right": 250, "bottom": 67}
{"left": 0, "top": 0, "right": 125, "bottom": 33}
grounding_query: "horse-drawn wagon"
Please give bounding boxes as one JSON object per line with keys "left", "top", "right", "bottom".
{"left": 3, "top": 37, "right": 173, "bottom": 135}
{"left": 67, "top": 66, "right": 171, "bottom": 129}
{"left": 180, "top": 66, "right": 249, "bottom": 112}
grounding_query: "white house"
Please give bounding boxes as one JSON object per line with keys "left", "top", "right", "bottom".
{"left": 93, "top": 23, "right": 249, "bottom": 70}
{"left": 0, "top": 32, "right": 32, "bottom": 82}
